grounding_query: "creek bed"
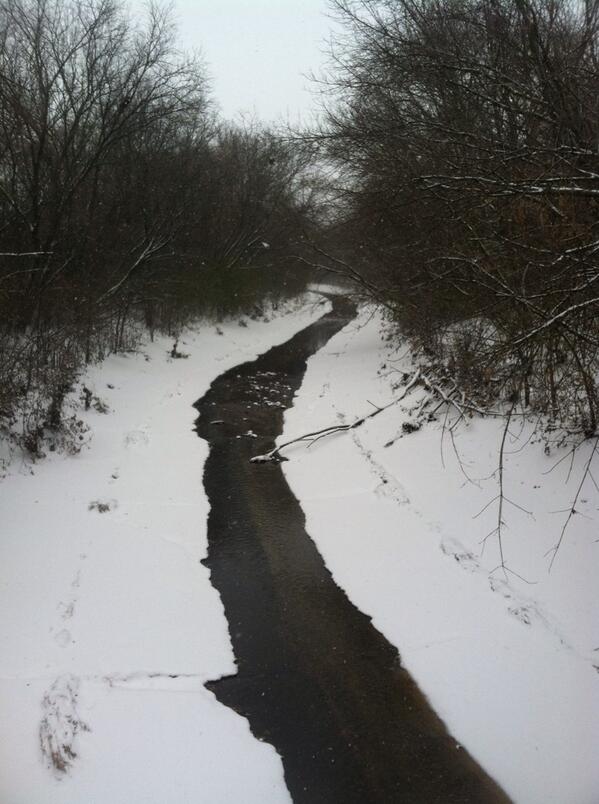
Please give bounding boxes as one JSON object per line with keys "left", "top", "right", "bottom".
{"left": 195, "top": 295, "right": 510, "bottom": 804}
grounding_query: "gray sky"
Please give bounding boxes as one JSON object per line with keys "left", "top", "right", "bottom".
{"left": 163, "top": 0, "right": 336, "bottom": 124}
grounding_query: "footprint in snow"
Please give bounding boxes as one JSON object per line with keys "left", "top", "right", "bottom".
{"left": 123, "top": 429, "right": 149, "bottom": 448}
{"left": 508, "top": 606, "right": 533, "bottom": 626}
{"left": 88, "top": 499, "right": 117, "bottom": 513}
{"left": 59, "top": 600, "right": 76, "bottom": 620}
{"left": 489, "top": 576, "right": 512, "bottom": 599}
{"left": 54, "top": 628, "right": 72, "bottom": 647}
{"left": 440, "top": 540, "right": 479, "bottom": 572}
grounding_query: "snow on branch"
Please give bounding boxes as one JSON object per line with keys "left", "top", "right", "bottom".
{"left": 250, "top": 369, "right": 422, "bottom": 463}
{"left": 0, "top": 251, "right": 54, "bottom": 256}
{"left": 251, "top": 364, "right": 532, "bottom": 466}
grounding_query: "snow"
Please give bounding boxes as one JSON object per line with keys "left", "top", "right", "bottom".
{"left": 281, "top": 308, "right": 599, "bottom": 804}
{"left": 0, "top": 296, "right": 329, "bottom": 804}
{"left": 2, "top": 291, "right": 597, "bottom": 803}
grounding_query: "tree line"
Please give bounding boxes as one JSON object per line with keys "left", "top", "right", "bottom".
{"left": 4, "top": 0, "right": 597, "bottom": 460}
{"left": 314, "top": 0, "right": 599, "bottom": 437}
{"left": 0, "top": 0, "right": 317, "bottom": 455}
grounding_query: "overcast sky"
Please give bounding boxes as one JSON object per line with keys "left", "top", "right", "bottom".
{"left": 152, "top": 0, "right": 337, "bottom": 124}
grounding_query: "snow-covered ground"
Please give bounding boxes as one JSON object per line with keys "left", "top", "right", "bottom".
{"left": 282, "top": 308, "right": 599, "bottom": 804}
{"left": 2, "top": 292, "right": 597, "bottom": 804}
{"left": 0, "top": 298, "right": 330, "bottom": 804}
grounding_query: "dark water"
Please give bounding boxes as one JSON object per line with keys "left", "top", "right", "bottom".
{"left": 194, "top": 296, "right": 511, "bottom": 804}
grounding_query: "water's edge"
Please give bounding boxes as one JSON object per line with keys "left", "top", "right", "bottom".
{"left": 194, "top": 296, "right": 511, "bottom": 804}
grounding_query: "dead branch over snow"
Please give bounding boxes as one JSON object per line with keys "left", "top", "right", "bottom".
{"left": 250, "top": 364, "right": 530, "bottom": 465}
{"left": 252, "top": 356, "right": 597, "bottom": 572}
{"left": 250, "top": 369, "right": 422, "bottom": 463}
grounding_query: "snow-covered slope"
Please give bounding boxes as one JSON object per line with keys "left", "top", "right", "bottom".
{"left": 282, "top": 308, "right": 599, "bottom": 804}
{"left": 0, "top": 298, "right": 329, "bottom": 804}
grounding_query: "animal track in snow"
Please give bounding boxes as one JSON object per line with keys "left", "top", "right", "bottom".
{"left": 441, "top": 536, "right": 582, "bottom": 659}
{"left": 318, "top": 381, "right": 331, "bottom": 399}
{"left": 328, "top": 407, "right": 411, "bottom": 506}
{"left": 440, "top": 540, "right": 479, "bottom": 573}
{"left": 123, "top": 429, "right": 149, "bottom": 448}
{"left": 59, "top": 600, "right": 76, "bottom": 620}
{"left": 88, "top": 498, "right": 117, "bottom": 513}
{"left": 508, "top": 606, "right": 532, "bottom": 626}
{"left": 53, "top": 569, "right": 83, "bottom": 647}
{"left": 350, "top": 431, "right": 410, "bottom": 505}
{"left": 489, "top": 576, "right": 512, "bottom": 599}
{"left": 54, "top": 628, "right": 72, "bottom": 647}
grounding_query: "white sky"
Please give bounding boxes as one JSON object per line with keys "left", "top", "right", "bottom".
{"left": 156, "top": 0, "right": 337, "bottom": 124}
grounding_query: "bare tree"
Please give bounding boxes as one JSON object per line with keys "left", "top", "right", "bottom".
{"left": 310, "top": 0, "right": 599, "bottom": 435}
{"left": 0, "top": 0, "right": 320, "bottom": 456}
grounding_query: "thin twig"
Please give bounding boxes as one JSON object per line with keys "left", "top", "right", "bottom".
{"left": 547, "top": 435, "right": 599, "bottom": 571}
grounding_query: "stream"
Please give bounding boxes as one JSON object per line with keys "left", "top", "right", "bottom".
{"left": 194, "top": 295, "right": 511, "bottom": 804}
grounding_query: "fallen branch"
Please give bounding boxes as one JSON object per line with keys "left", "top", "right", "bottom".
{"left": 0, "top": 251, "right": 54, "bottom": 256}
{"left": 250, "top": 369, "right": 422, "bottom": 463}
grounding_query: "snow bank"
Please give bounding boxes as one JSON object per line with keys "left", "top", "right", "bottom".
{"left": 282, "top": 308, "right": 599, "bottom": 804}
{"left": 0, "top": 295, "right": 329, "bottom": 803}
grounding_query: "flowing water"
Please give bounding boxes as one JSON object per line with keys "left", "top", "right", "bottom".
{"left": 195, "top": 296, "right": 511, "bottom": 804}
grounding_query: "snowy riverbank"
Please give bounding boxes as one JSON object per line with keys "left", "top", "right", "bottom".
{"left": 282, "top": 307, "right": 599, "bottom": 804}
{"left": 2, "top": 293, "right": 597, "bottom": 803}
{"left": 0, "top": 298, "right": 331, "bottom": 804}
